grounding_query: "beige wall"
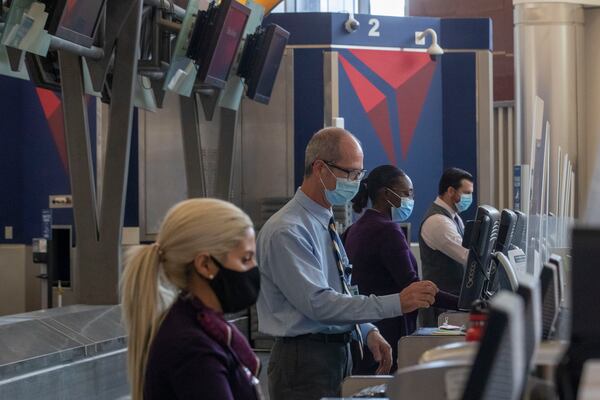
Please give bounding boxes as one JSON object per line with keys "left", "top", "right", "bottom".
{"left": 584, "top": 9, "right": 600, "bottom": 218}
{"left": 0, "top": 245, "right": 26, "bottom": 315}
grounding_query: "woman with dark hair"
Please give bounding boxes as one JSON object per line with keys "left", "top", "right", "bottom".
{"left": 343, "top": 165, "right": 458, "bottom": 374}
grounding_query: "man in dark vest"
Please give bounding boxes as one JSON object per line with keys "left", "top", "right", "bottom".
{"left": 419, "top": 167, "right": 474, "bottom": 326}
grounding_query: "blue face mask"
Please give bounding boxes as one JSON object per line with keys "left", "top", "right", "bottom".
{"left": 386, "top": 188, "right": 415, "bottom": 222}
{"left": 321, "top": 167, "right": 361, "bottom": 206}
{"left": 456, "top": 193, "right": 473, "bottom": 213}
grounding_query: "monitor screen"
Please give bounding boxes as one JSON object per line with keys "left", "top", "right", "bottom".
{"left": 59, "top": 0, "right": 105, "bottom": 37}
{"left": 187, "top": 0, "right": 251, "bottom": 89}
{"left": 462, "top": 292, "right": 526, "bottom": 400}
{"left": 516, "top": 273, "right": 541, "bottom": 374}
{"left": 25, "top": 52, "right": 61, "bottom": 92}
{"left": 238, "top": 24, "right": 290, "bottom": 104}
{"left": 495, "top": 209, "right": 517, "bottom": 255}
{"left": 540, "top": 262, "right": 560, "bottom": 340}
{"left": 458, "top": 205, "right": 500, "bottom": 310}
{"left": 42, "top": 0, "right": 105, "bottom": 47}
{"left": 511, "top": 210, "right": 527, "bottom": 251}
{"left": 204, "top": 3, "right": 248, "bottom": 85}
{"left": 548, "top": 254, "right": 566, "bottom": 307}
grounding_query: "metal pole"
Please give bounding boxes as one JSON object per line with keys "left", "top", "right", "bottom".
{"left": 86, "top": 0, "right": 139, "bottom": 92}
{"left": 157, "top": 17, "right": 182, "bottom": 33}
{"left": 50, "top": 36, "right": 104, "bottom": 60}
{"left": 215, "top": 108, "right": 238, "bottom": 200}
{"left": 58, "top": 50, "right": 101, "bottom": 303}
{"left": 97, "top": 0, "right": 144, "bottom": 300}
{"left": 58, "top": 0, "right": 143, "bottom": 304}
{"left": 180, "top": 95, "right": 208, "bottom": 198}
{"left": 144, "top": 0, "right": 186, "bottom": 20}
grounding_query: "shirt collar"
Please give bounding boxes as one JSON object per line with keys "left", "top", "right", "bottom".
{"left": 434, "top": 196, "right": 458, "bottom": 218}
{"left": 294, "top": 188, "right": 333, "bottom": 229}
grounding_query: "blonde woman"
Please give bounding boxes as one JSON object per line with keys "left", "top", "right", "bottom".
{"left": 121, "top": 198, "right": 262, "bottom": 400}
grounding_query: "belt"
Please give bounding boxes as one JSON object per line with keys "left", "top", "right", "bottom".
{"left": 276, "top": 332, "right": 352, "bottom": 344}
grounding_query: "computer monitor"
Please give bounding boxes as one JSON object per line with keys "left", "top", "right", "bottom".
{"left": 496, "top": 209, "right": 517, "bottom": 255}
{"left": 511, "top": 210, "right": 527, "bottom": 251}
{"left": 24, "top": 51, "right": 61, "bottom": 92}
{"left": 41, "top": 0, "right": 106, "bottom": 47}
{"left": 540, "top": 262, "right": 560, "bottom": 340}
{"left": 548, "top": 254, "right": 566, "bottom": 307}
{"left": 484, "top": 209, "right": 519, "bottom": 296}
{"left": 462, "top": 291, "right": 526, "bottom": 400}
{"left": 556, "top": 228, "right": 600, "bottom": 400}
{"left": 458, "top": 205, "right": 500, "bottom": 310}
{"left": 238, "top": 23, "right": 290, "bottom": 104}
{"left": 186, "top": 0, "right": 251, "bottom": 89}
{"left": 485, "top": 253, "right": 519, "bottom": 297}
{"left": 516, "top": 273, "right": 541, "bottom": 374}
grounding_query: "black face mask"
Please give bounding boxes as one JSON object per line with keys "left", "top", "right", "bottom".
{"left": 207, "top": 256, "right": 261, "bottom": 314}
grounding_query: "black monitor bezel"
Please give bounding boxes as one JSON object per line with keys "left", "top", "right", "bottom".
{"left": 462, "top": 305, "right": 509, "bottom": 400}
{"left": 24, "top": 51, "right": 62, "bottom": 92}
{"left": 458, "top": 205, "right": 500, "bottom": 310}
{"left": 495, "top": 209, "right": 517, "bottom": 255}
{"left": 540, "top": 262, "right": 560, "bottom": 340}
{"left": 244, "top": 23, "right": 289, "bottom": 104}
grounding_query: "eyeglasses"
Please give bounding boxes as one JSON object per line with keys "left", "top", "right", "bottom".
{"left": 324, "top": 161, "right": 367, "bottom": 181}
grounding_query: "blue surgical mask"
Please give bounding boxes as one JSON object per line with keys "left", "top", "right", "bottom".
{"left": 386, "top": 188, "right": 414, "bottom": 222}
{"left": 456, "top": 193, "right": 473, "bottom": 213}
{"left": 320, "top": 167, "right": 361, "bottom": 206}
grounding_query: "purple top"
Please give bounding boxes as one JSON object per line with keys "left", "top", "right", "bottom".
{"left": 144, "top": 295, "right": 259, "bottom": 400}
{"left": 344, "top": 210, "right": 458, "bottom": 330}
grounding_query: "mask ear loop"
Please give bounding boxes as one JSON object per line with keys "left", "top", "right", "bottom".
{"left": 318, "top": 161, "right": 336, "bottom": 192}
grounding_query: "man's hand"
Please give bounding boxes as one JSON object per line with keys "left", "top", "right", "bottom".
{"left": 366, "top": 329, "right": 392, "bottom": 375}
{"left": 399, "top": 280, "right": 438, "bottom": 313}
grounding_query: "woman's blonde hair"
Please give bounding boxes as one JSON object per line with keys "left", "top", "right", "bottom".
{"left": 120, "top": 198, "right": 253, "bottom": 400}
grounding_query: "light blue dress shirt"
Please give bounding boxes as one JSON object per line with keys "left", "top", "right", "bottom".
{"left": 257, "top": 189, "right": 403, "bottom": 338}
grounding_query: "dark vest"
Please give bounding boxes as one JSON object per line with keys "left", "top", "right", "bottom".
{"left": 419, "top": 203, "right": 466, "bottom": 296}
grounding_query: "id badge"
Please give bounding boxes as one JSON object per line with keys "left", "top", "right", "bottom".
{"left": 349, "top": 285, "right": 360, "bottom": 296}
{"left": 243, "top": 366, "right": 265, "bottom": 400}
{"left": 250, "top": 375, "right": 265, "bottom": 400}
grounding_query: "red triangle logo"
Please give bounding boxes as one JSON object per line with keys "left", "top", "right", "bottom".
{"left": 350, "top": 49, "right": 431, "bottom": 90}
{"left": 396, "top": 62, "right": 436, "bottom": 159}
{"left": 36, "top": 88, "right": 69, "bottom": 172}
{"left": 339, "top": 55, "right": 396, "bottom": 164}
{"left": 350, "top": 49, "right": 435, "bottom": 159}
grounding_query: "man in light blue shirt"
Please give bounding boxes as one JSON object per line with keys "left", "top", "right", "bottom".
{"left": 257, "top": 127, "right": 438, "bottom": 400}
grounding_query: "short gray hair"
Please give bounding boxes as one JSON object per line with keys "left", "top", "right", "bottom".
{"left": 304, "top": 127, "right": 358, "bottom": 177}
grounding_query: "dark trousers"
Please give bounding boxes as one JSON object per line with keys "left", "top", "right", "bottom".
{"left": 268, "top": 338, "right": 352, "bottom": 400}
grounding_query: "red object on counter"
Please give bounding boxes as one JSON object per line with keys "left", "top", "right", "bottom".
{"left": 465, "top": 300, "right": 490, "bottom": 342}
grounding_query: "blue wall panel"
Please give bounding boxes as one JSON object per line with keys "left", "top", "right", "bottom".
{"left": 441, "top": 53, "right": 478, "bottom": 221}
{"left": 0, "top": 77, "right": 24, "bottom": 243}
{"left": 293, "top": 49, "right": 325, "bottom": 186}
{"left": 20, "top": 84, "right": 73, "bottom": 243}
{"left": 0, "top": 75, "right": 139, "bottom": 244}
